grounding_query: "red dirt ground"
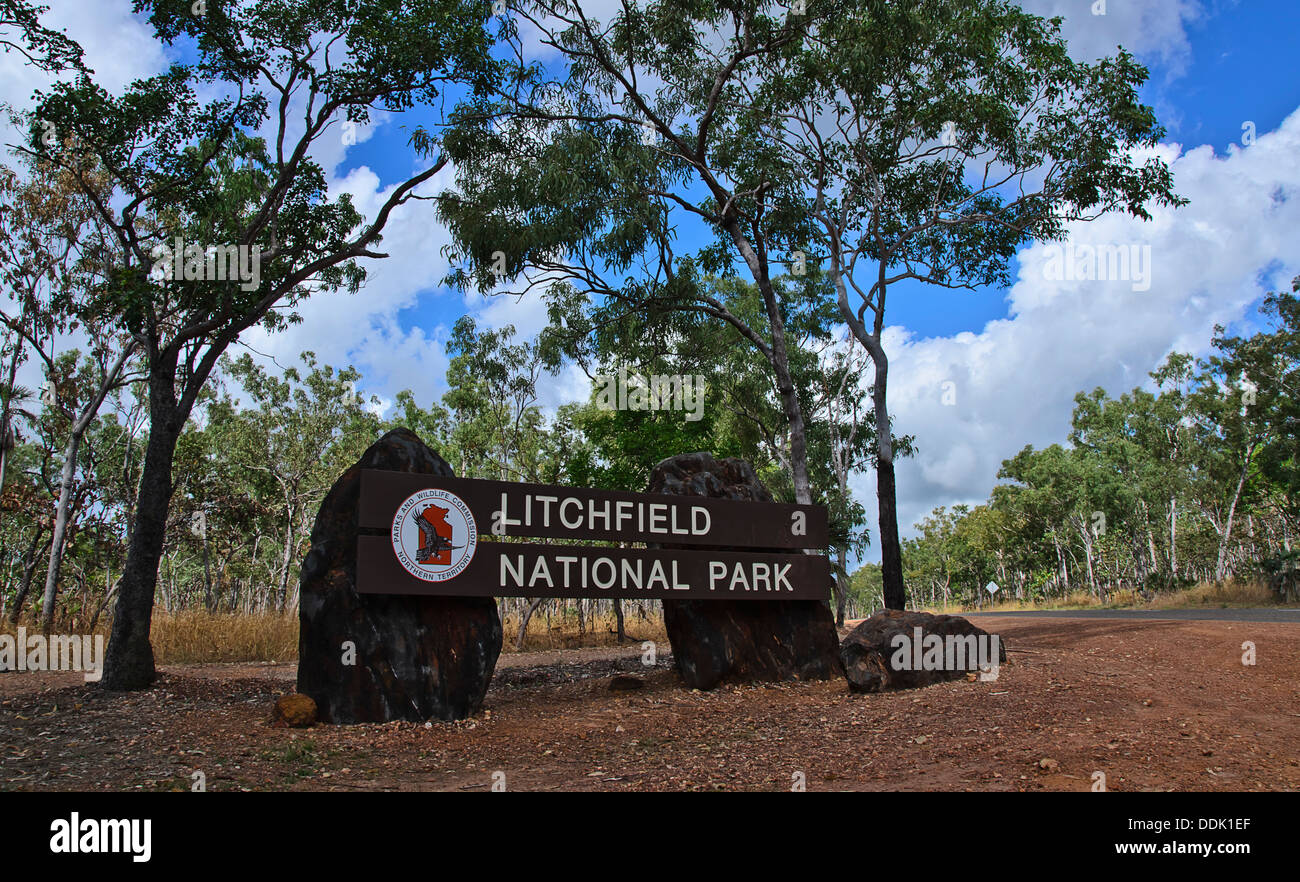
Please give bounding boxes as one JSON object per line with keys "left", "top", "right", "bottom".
{"left": 1, "top": 616, "right": 1296, "bottom": 791}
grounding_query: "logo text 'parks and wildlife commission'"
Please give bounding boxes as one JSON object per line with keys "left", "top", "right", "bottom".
{"left": 391, "top": 488, "right": 478, "bottom": 581}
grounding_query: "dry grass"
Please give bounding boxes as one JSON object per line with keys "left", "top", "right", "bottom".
{"left": 1142, "top": 579, "right": 1278, "bottom": 609}
{"left": 0, "top": 610, "right": 298, "bottom": 665}
{"left": 149, "top": 610, "right": 300, "bottom": 665}
{"left": 502, "top": 610, "right": 668, "bottom": 652}
{"left": 934, "top": 579, "right": 1281, "bottom": 615}
{"left": 4, "top": 606, "right": 670, "bottom": 664}
{"left": 153, "top": 607, "right": 671, "bottom": 659}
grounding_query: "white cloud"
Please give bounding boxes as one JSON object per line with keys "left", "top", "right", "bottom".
{"left": 1020, "top": 0, "right": 1204, "bottom": 71}
{"left": 239, "top": 160, "right": 460, "bottom": 410}
{"left": 0, "top": 0, "right": 166, "bottom": 153}
{"left": 854, "top": 106, "right": 1300, "bottom": 554}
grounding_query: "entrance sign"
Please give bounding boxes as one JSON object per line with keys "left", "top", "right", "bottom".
{"left": 357, "top": 470, "right": 831, "bottom": 600}
{"left": 358, "top": 470, "right": 827, "bottom": 548}
{"left": 359, "top": 537, "right": 830, "bottom": 600}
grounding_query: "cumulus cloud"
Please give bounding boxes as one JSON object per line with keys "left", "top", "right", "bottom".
{"left": 857, "top": 106, "right": 1300, "bottom": 550}
{"left": 238, "top": 159, "right": 461, "bottom": 410}
{"left": 1021, "top": 0, "right": 1204, "bottom": 71}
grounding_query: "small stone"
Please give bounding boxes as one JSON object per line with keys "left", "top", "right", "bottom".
{"left": 271, "top": 694, "right": 317, "bottom": 728}
{"left": 1038, "top": 758, "right": 1059, "bottom": 772}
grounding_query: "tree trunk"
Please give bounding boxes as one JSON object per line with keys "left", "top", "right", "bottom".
{"left": 0, "top": 328, "right": 24, "bottom": 519}
{"left": 1215, "top": 444, "right": 1255, "bottom": 581}
{"left": 721, "top": 220, "right": 813, "bottom": 506}
{"left": 762, "top": 327, "right": 812, "bottom": 506}
{"left": 834, "top": 546, "right": 849, "bottom": 626}
{"left": 276, "top": 505, "right": 295, "bottom": 611}
{"left": 1053, "top": 532, "right": 1069, "bottom": 592}
{"left": 39, "top": 429, "right": 83, "bottom": 632}
{"left": 8, "top": 531, "right": 48, "bottom": 625}
{"left": 101, "top": 384, "right": 183, "bottom": 690}
{"left": 865, "top": 346, "right": 905, "bottom": 609}
{"left": 1082, "top": 529, "right": 1097, "bottom": 596}
{"left": 1169, "top": 495, "right": 1178, "bottom": 576}
{"left": 613, "top": 597, "right": 626, "bottom": 642}
{"left": 514, "top": 597, "right": 545, "bottom": 650}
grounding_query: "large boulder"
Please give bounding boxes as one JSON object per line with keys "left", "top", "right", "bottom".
{"left": 840, "top": 609, "right": 1007, "bottom": 692}
{"left": 648, "top": 452, "right": 844, "bottom": 690}
{"left": 297, "top": 428, "right": 502, "bottom": 723}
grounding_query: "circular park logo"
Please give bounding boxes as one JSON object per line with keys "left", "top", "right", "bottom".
{"left": 391, "top": 489, "right": 477, "bottom": 582}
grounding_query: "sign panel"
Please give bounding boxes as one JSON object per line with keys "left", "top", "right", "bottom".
{"left": 357, "top": 536, "right": 832, "bottom": 600}
{"left": 356, "top": 470, "right": 831, "bottom": 601}
{"left": 358, "top": 470, "right": 827, "bottom": 549}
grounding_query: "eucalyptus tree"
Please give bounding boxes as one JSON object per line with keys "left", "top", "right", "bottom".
{"left": 214, "top": 351, "right": 380, "bottom": 610}
{"left": 442, "top": 317, "right": 549, "bottom": 482}
{"left": 36, "top": 348, "right": 141, "bottom": 630}
{"left": 0, "top": 0, "right": 83, "bottom": 73}
{"left": 437, "top": 0, "right": 844, "bottom": 510}
{"left": 439, "top": 0, "right": 1182, "bottom": 610}
{"left": 1146, "top": 353, "right": 1196, "bottom": 577}
{"left": 1188, "top": 303, "right": 1291, "bottom": 580}
{"left": 0, "top": 154, "right": 85, "bottom": 514}
{"left": 1245, "top": 282, "right": 1300, "bottom": 546}
{"left": 23, "top": 0, "right": 504, "bottom": 688}
{"left": 0, "top": 150, "right": 143, "bottom": 629}
{"left": 759, "top": 0, "right": 1184, "bottom": 608}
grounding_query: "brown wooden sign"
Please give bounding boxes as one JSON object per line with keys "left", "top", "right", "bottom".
{"left": 355, "top": 470, "right": 830, "bottom": 601}
{"left": 358, "top": 470, "right": 827, "bottom": 547}
{"left": 357, "top": 537, "right": 831, "bottom": 600}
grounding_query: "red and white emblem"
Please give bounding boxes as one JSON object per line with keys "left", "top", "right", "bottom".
{"left": 391, "top": 489, "right": 477, "bottom": 582}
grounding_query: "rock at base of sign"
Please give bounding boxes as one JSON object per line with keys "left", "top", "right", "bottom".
{"left": 271, "top": 693, "right": 317, "bottom": 728}
{"left": 840, "top": 609, "right": 1007, "bottom": 693}
{"left": 648, "top": 452, "right": 844, "bottom": 690}
{"left": 297, "top": 428, "right": 502, "bottom": 723}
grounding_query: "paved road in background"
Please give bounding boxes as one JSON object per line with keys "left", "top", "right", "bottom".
{"left": 962, "top": 608, "right": 1300, "bottom": 624}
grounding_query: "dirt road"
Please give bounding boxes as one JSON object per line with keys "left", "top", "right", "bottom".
{"left": 1, "top": 615, "right": 1296, "bottom": 791}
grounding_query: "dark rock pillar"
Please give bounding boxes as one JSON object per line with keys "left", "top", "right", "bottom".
{"left": 649, "top": 452, "right": 844, "bottom": 690}
{"left": 297, "top": 428, "right": 502, "bottom": 723}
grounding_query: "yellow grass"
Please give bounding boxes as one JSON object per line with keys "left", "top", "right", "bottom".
{"left": 149, "top": 610, "right": 300, "bottom": 664}
{"left": 501, "top": 610, "right": 668, "bottom": 652}
{"left": 3, "top": 606, "right": 669, "bottom": 664}
{"left": 932, "top": 579, "right": 1280, "bottom": 615}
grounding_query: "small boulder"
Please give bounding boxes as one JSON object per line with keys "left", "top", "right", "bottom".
{"left": 840, "top": 609, "right": 1006, "bottom": 692}
{"left": 272, "top": 693, "right": 318, "bottom": 728}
